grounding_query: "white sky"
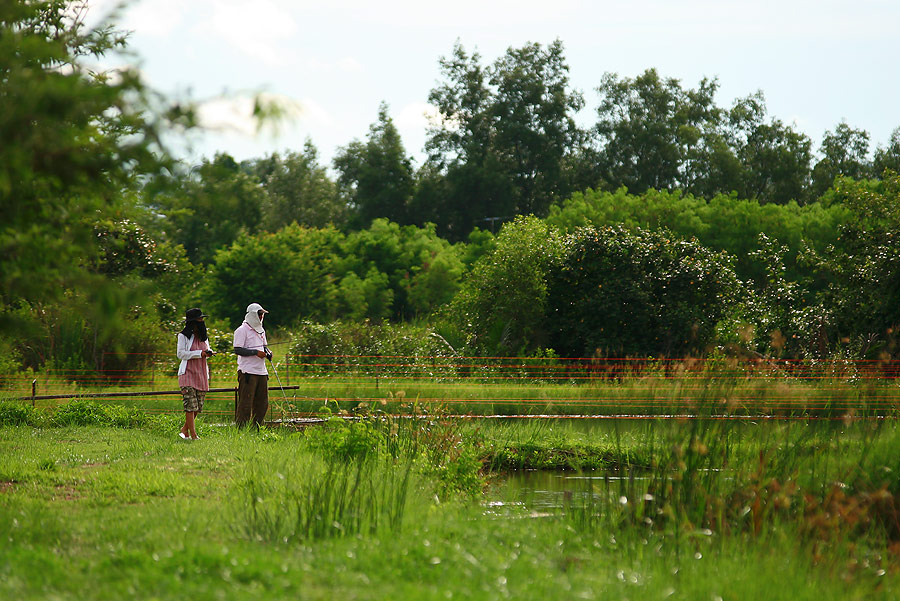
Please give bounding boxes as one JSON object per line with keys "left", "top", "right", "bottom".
{"left": 86, "top": 0, "right": 900, "bottom": 168}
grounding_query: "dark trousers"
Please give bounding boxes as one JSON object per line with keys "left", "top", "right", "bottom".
{"left": 236, "top": 371, "right": 268, "bottom": 429}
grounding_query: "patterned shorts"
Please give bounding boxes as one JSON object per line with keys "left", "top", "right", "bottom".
{"left": 181, "top": 386, "right": 206, "bottom": 413}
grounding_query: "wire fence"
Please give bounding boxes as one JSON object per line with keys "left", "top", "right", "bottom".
{"left": 3, "top": 353, "right": 900, "bottom": 419}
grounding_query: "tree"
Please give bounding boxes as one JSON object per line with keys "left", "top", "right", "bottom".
{"left": 334, "top": 104, "right": 414, "bottom": 228}
{"left": 810, "top": 122, "right": 872, "bottom": 198}
{"left": 487, "top": 40, "right": 585, "bottom": 216}
{"left": 725, "top": 93, "right": 813, "bottom": 204}
{"left": 873, "top": 127, "right": 900, "bottom": 177}
{"left": 256, "top": 142, "right": 346, "bottom": 231}
{"left": 341, "top": 219, "right": 465, "bottom": 320}
{"left": 145, "top": 153, "right": 265, "bottom": 264}
{"left": 202, "top": 225, "right": 345, "bottom": 327}
{"left": 594, "top": 69, "right": 724, "bottom": 194}
{"left": 423, "top": 40, "right": 585, "bottom": 238}
{"left": 0, "top": 1, "right": 187, "bottom": 326}
{"left": 593, "top": 75, "right": 815, "bottom": 204}
{"left": 789, "top": 172, "right": 900, "bottom": 358}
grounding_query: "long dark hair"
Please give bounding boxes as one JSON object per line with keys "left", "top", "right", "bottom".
{"left": 180, "top": 308, "right": 209, "bottom": 342}
{"left": 180, "top": 320, "right": 208, "bottom": 342}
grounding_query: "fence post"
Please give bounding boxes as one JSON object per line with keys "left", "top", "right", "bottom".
{"left": 31, "top": 379, "right": 36, "bottom": 408}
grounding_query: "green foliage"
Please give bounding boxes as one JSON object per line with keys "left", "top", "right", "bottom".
{"left": 1, "top": 296, "right": 168, "bottom": 376}
{"left": 798, "top": 172, "right": 900, "bottom": 357}
{"left": 51, "top": 399, "right": 146, "bottom": 428}
{"left": 303, "top": 417, "right": 384, "bottom": 460}
{"left": 0, "top": 401, "right": 39, "bottom": 426}
{"left": 204, "top": 219, "right": 465, "bottom": 327}
{"left": 234, "top": 449, "right": 422, "bottom": 542}
{"left": 337, "top": 268, "right": 393, "bottom": 321}
{"left": 459, "top": 227, "right": 496, "bottom": 268}
{"left": 595, "top": 68, "right": 722, "bottom": 194}
{"left": 448, "top": 216, "right": 566, "bottom": 355}
{"left": 287, "top": 319, "right": 458, "bottom": 374}
{"left": 92, "top": 218, "right": 169, "bottom": 278}
{"left": 0, "top": 1, "right": 189, "bottom": 328}
{"left": 736, "top": 112, "right": 813, "bottom": 205}
{"left": 144, "top": 153, "right": 265, "bottom": 265}
{"left": 341, "top": 219, "right": 465, "bottom": 320}
{"left": 334, "top": 103, "right": 415, "bottom": 228}
{"left": 203, "top": 224, "right": 344, "bottom": 327}
{"left": 254, "top": 142, "right": 347, "bottom": 231}
{"left": 0, "top": 336, "right": 23, "bottom": 378}
{"left": 546, "top": 186, "right": 849, "bottom": 284}
{"left": 593, "top": 71, "right": 815, "bottom": 204}
{"left": 810, "top": 122, "right": 873, "bottom": 199}
{"left": 547, "top": 225, "right": 740, "bottom": 357}
{"left": 423, "top": 40, "right": 585, "bottom": 238}
{"left": 873, "top": 127, "right": 900, "bottom": 176}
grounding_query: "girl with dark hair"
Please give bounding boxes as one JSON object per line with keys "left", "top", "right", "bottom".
{"left": 176, "top": 308, "right": 215, "bottom": 439}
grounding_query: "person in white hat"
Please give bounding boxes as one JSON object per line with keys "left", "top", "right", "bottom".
{"left": 232, "top": 302, "right": 272, "bottom": 428}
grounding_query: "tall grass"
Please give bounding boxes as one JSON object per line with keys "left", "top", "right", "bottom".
{"left": 234, "top": 450, "right": 422, "bottom": 543}
{"left": 549, "top": 409, "right": 900, "bottom": 562}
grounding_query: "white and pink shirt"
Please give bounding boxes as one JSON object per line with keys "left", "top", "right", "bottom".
{"left": 234, "top": 322, "right": 268, "bottom": 375}
{"left": 176, "top": 333, "right": 210, "bottom": 391}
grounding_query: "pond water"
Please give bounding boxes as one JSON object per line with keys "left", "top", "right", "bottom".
{"left": 478, "top": 416, "right": 846, "bottom": 513}
{"left": 485, "top": 469, "right": 621, "bottom": 514}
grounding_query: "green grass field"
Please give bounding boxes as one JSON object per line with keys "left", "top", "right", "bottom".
{"left": 2, "top": 397, "right": 899, "bottom": 600}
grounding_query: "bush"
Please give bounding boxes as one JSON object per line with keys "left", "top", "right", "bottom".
{"left": 0, "top": 401, "right": 38, "bottom": 426}
{"left": 447, "top": 216, "right": 566, "bottom": 355}
{"left": 51, "top": 399, "right": 147, "bottom": 428}
{"left": 547, "top": 225, "right": 740, "bottom": 357}
{"left": 303, "top": 417, "right": 383, "bottom": 460}
{"left": 287, "top": 320, "right": 459, "bottom": 376}
{"left": 51, "top": 400, "right": 110, "bottom": 426}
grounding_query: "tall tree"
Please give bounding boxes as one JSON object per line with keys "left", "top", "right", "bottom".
{"left": 487, "top": 40, "right": 585, "bottom": 216}
{"left": 725, "top": 93, "right": 813, "bottom": 205}
{"left": 810, "top": 122, "right": 872, "bottom": 198}
{"left": 256, "top": 142, "right": 345, "bottom": 231}
{"left": 334, "top": 104, "right": 414, "bottom": 228}
{"left": 424, "top": 40, "right": 585, "bottom": 239}
{"left": 873, "top": 128, "right": 900, "bottom": 176}
{"left": 594, "top": 69, "right": 722, "bottom": 194}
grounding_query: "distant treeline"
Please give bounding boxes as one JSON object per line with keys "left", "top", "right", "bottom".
{"left": 3, "top": 3, "right": 900, "bottom": 377}
{"left": 145, "top": 42, "right": 900, "bottom": 252}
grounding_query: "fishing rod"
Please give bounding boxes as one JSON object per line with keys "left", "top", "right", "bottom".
{"left": 233, "top": 340, "right": 293, "bottom": 349}
{"left": 267, "top": 353, "right": 290, "bottom": 405}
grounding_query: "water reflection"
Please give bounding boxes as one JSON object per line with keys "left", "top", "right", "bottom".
{"left": 486, "top": 469, "right": 614, "bottom": 514}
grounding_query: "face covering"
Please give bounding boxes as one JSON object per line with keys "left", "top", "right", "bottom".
{"left": 181, "top": 320, "right": 208, "bottom": 342}
{"left": 244, "top": 303, "right": 267, "bottom": 334}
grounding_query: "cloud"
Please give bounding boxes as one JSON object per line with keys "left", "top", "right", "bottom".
{"left": 195, "top": 0, "right": 299, "bottom": 67}
{"left": 318, "top": 0, "right": 585, "bottom": 28}
{"left": 337, "top": 57, "right": 364, "bottom": 73}
{"left": 395, "top": 102, "right": 440, "bottom": 132}
{"left": 85, "top": 0, "right": 189, "bottom": 37}
{"left": 293, "top": 97, "right": 335, "bottom": 128}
